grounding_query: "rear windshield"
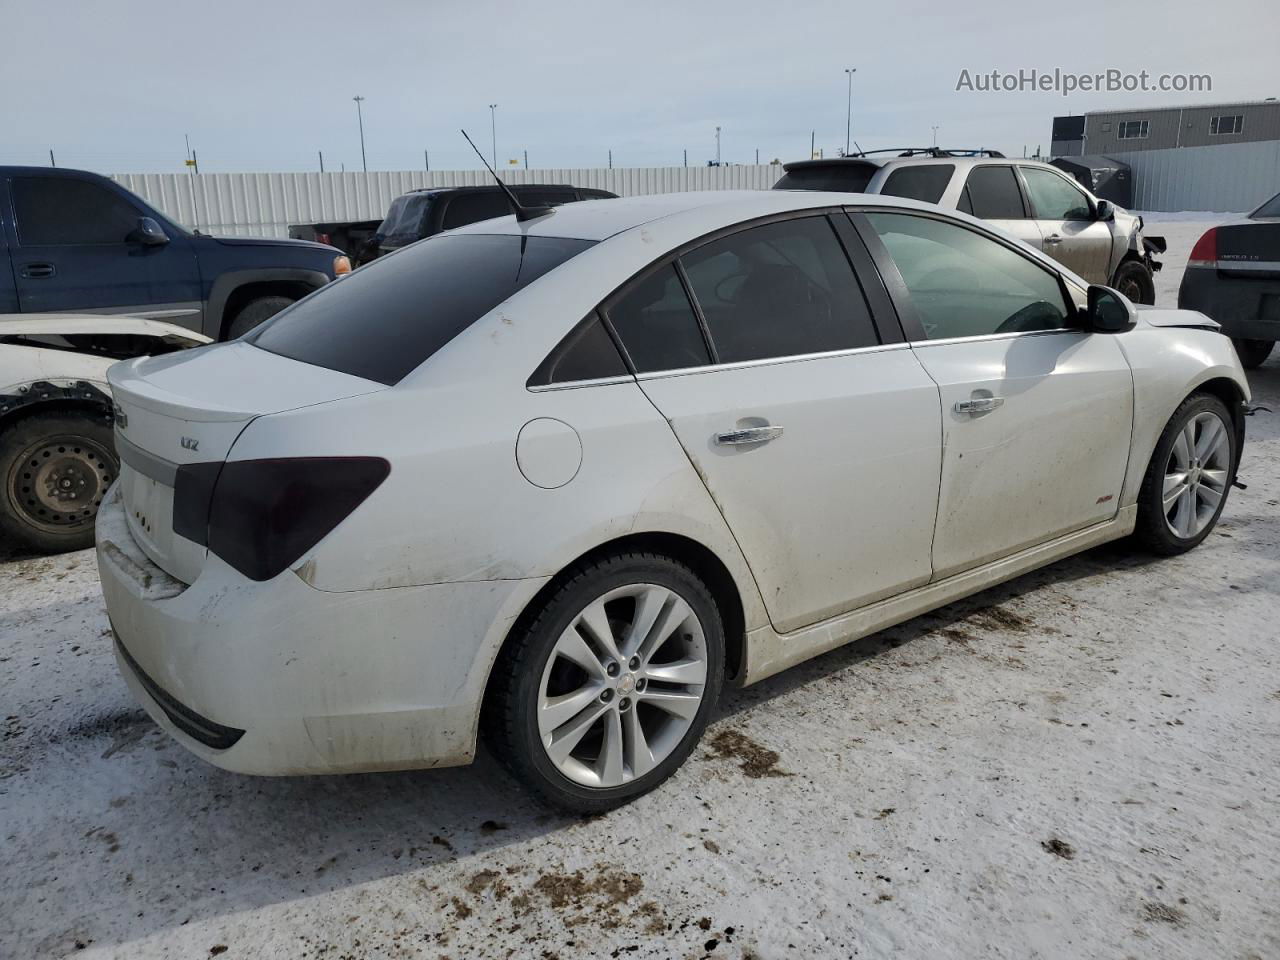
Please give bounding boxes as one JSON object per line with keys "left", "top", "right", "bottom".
{"left": 1252, "top": 191, "right": 1280, "bottom": 218}
{"left": 379, "top": 194, "right": 430, "bottom": 236}
{"left": 772, "top": 164, "right": 876, "bottom": 193}
{"left": 879, "top": 164, "right": 955, "bottom": 204}
{"left": 249, "top": 233, "right": 595, "bottom": 384}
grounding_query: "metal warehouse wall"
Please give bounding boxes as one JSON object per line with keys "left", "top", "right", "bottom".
{"left": 111, "top": 165, "right": 787, "bottom": 237}
{"left": 1105, "top": 140, "right": 1280, "bottom": 212}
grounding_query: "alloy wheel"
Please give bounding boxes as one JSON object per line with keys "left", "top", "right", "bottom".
{"left": 1162, "top": 411, "right": 1230, "bottom": 539}
{"left": 537, "top": 583, "right": 708, "bottom": 788}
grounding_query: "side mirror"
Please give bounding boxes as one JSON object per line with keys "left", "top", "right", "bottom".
{"left": 130, "top": 216, "right": 169, "bottom": 246}
{"left": 1094, "top": 199, "right": 1115, "bottom": 222}
{"left": 1082, "top": 284, "right": 1137, "bottom": 333}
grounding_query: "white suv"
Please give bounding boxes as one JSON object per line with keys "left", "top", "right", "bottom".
{"left": 774, "top": 150, "right": 1164, "bottom": 303}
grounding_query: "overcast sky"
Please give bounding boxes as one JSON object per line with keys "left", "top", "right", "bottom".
{"left": 3, "top": 0, "right": 1276, "bottom": 175}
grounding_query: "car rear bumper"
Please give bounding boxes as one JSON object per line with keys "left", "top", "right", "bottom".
{"left": 96, "top": 483, "right": 549, "bottom": 775}
{"left": 1179, "top": 266, "right": 1280, "bottom": 341}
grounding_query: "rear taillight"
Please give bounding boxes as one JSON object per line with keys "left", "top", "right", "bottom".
{"left": 1187, "top": 228, "right": 1218, "bottom": 268}
{"left": 175, "top": 457, "right": 389, "bottom": 581}
{"left": 316, "top": 232, "right": 331, "bottom": 245}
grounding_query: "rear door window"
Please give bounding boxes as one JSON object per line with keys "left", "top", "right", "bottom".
{"left": 12, "top": 177, "right": 141, "bottom": 245}
{"left": 441, "top": 192, "right": 514, "bottom": 229}
{"left": 528, "top": 313, "right": 628, "bottom": 386}
{"left": 680, "top": 216, "right": 878, "bottom": 363}
{"left": 879, "top": 165, "right": 955, "bottom": 204}
{"left": 604, "top": 265, "right": 712, "bottom": 373}
{"left": 250, "top": 234, "right": 595, "bottom": 384}
{"left": 958, "top": 166, "right": 1026, "bottom": 220}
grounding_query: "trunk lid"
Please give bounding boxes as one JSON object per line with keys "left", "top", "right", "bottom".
{"left": 107, "top": 342, "right": 384, "bottom": 583}
{"left": 1217, "top": 220, "right": 1280, "bottom": 279}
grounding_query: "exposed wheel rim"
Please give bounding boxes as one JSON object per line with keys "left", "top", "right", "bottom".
{"left": 537, "top": 583, "right": 708, "bottom": 789}
{"left": 7, "top": 433, "right": 116, "bottom": 535}
{"left": 1162, "top": 410, "right": 1230, "bottom": 539}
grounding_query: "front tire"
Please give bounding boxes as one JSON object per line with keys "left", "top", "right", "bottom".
{"left": 1111, "top": 260, "right": 1156, "bottom": 306}
{"left": 486, "top": 552, "right": 724, "bottom": 813}
{"left": 0, "top": 412, "right": 118, "bottom": 554}
{"left": 1232, "top": 339, "right": 1274, "bottom": 369}
{"left": 1133, "top": 393, "right": 1237, "bottom": 556}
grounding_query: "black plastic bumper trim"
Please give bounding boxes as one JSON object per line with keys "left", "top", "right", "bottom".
{"left": 114, "top": 631, "right": 246, "bottom": 751}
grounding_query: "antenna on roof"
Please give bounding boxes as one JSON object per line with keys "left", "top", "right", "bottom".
{"left": 460, "top": 128, "right": 552, "bottom": 222}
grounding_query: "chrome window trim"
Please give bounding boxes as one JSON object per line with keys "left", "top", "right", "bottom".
{"left": 633, "top": 342, "right": 912, "bottom": 382}
{"left": 527, "top": 374, "right": 637, "bottom": 393}
{"left": 908, "top": 327, "right": 1086, "bottom": 349}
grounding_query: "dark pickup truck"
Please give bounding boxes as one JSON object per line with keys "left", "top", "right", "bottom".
{"left": 290, "top": 183, "right": 617, "bottom": 265}
{"left": 0, "top": 166, "right": 350, "bottom": 340}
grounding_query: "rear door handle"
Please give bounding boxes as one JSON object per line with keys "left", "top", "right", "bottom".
{"left": 714, "top": 425, "right": 784, "bottom": 446}
{"left": 955, "top": 397, "right": 1004, "bottom": 415}
{"left": 1042, "top": 235, "right": 1063, "bottom": 245}
{"left": 20, "top": 262, "right": 56, "bottom": 279}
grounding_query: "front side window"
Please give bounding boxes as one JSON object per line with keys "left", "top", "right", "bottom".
{"left": 866, "top": 212, "right": 1071, "bottom": 340}
{"left": 879, "top": 165, "right": 955, "bottom": 204}
{"left": 12, "top": 177, "right": 142, "bottom": 245}
{"left": 251, "top": 234, "right": 594, "bottom": 384}
{"left": 1021, "top": 168, "right": 1093, "bottom": 221}
{"left": 441, "top": 192, "right": 513, "bottom": 230}
{"left": 605, "top": 265, "right": 711, "bottom": 373}
{"left": 958, "top": 166, "right": 1025, "bottom": 220}
{"left": 1118, "top": 120, "right": 1149, "bottom": 140}
{"left": 1210, "top": 114, "right": 1244, "bottom": 136}
{"left": 680, "top": 216, "right": 878, "bottom": 363}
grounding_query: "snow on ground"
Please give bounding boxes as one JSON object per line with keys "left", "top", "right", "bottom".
{"left": 2, "top": 222, "right": 1278, "bottom": 960}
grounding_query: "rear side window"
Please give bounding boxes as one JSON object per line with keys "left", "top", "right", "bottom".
{"left": 441, "top": 192, "right": 513, "bottom": 229}
{"left": 13, "top": 177, "right": 141, "bottom": 245}
{"left": 772, "top": 165, "right": 876, "bottom": 193}
{"left": 528, "top": 313, "right": 627, "bottom": 386}
{"left": 605, "top": 265, "right": 711, "bottom": 373}
{"left": 879, "top": 165, "right": 955, "bottom": 204}
{"left": 250, "top": 234, "right": 595, "bottom": 385}
{"left": 1020, "top": 168, "right": 1093, "bottom": 221}
{"left": 680, "top": 216, "right": 878, "bottom": 363}
{"left": 958, "top": 166, "right": 1026, "bottom": 220}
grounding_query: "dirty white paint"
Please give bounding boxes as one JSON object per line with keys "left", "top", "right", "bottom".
{"left": 3, "top": 219, "right": 1278, "bottom": 958}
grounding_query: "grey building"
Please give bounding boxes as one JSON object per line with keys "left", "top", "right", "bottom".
{"left": 1051, "top": 100, "right": 1280, "bottom": 212}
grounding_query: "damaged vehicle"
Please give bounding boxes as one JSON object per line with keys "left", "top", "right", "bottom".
{"left": 97, "top": 191, "right": 1245, "bottom": 812}
{"left": 774, "top": 151, "right": 1165, "bottom": 303}
{"left": 1, "top": 314, "right": 208, "bottom": 552}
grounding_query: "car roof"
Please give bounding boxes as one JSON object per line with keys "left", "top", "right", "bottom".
{"left": 444, "top": 189, "right": 956, "bottom": 242}
{"left": 400, "top": 183, "right": 582, "bottom": 197}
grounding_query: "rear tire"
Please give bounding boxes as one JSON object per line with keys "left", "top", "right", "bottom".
{"left": 1133, "top": 393, "right": 1236, "bottom": 556}
{"left": 1232, "top": 339, "right": 1274, "bottom": 369}
{"left": 226, "top": 295, "right": 294, "bottom": 339}
{"left": 485, "top": 551, "right": 724, "bottom": 813}
{"left": 0, "top": 412, "right": 118, "bottom": 554}
{"left": 1111, "top": 260, "right": 1155, "bottom": 306}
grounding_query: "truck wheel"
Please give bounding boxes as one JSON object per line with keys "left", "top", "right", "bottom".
{"left": 1232, "top": 339, "right": 1273, "bottom": 369}
{"left": 0, "top": 412, "right": 118, "bottom": 554}
{"left": 1111, "top": 260, "right": 1155, "bottom": 305}
{"left": 227, "top": 296, "right": 294, "bottom": 339}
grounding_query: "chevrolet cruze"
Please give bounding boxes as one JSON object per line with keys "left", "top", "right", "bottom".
{"left": 98, "top": 190, "right": 1248, "bottom": 811}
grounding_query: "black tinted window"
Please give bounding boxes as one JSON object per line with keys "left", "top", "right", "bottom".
{"left": 528, "top": 313, "right": 627, "bottom": 386}
{"left": 1253, "top": 191, "right": 1280, "bottom": 218}
{"left": 380, "top": 194, "right": 430, "bottom": 236}
{"left": 442, "top": 192, "right": 513, "bottom": 229}
{"left": 866, "top": 212, "right": 1069, "bottom": 340}
{"left": 13, "top": 177, "right": 142, "bottom": 245}
{"left": 880, "top": 165, "right": 954, "bottom": 204}
{"left": 772, "top": 165, "right": 876, "bottom": 193}
{"left": 681, "top": 216, "right": 877, "bottom": 363}
{"left": 251, "top": 234, "right": 594, "bottom": 384}
{"left": 961, "top": 166, "right": 1026, "bottom": 220}
{"left": 606, "top": 265, "right": 711, "bottom": 373}
{"left": 520, "top": 188, "right": 578, "bottom": 206}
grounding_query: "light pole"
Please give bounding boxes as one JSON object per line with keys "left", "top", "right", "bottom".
{"left": 715, "top": 126, "right": 721, "bottom": 165}
{"left": 352, "top": 96, "right": 367, "bottom": 172}
{"left": 844, "top": 68, "right": 857, "bottom": 156}
{"left": 489, "top": 104, "right": 498, "bottom": 170}
{"left": 932, "top": 125, "right": 939, "bottom": 149}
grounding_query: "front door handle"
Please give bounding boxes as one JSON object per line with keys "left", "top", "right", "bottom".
{"left": 714, "top": 425, "right": 784, "bottom": 446}
{"left": 1042, "top": 235, "right": 1063, "bottom": 245}
{"left": 955, "top": 396, "right": 1004, "bottom": 415}
{"left": 20, "top": 262, "right": 56, "bottom": 279}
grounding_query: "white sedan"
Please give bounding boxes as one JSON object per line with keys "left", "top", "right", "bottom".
{"left": 96, "top": 190, "right": 1248, "bottom": 810}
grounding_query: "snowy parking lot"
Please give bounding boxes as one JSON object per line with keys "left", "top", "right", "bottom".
{"left": 3, "top": 216, "right": 1278, "bottom": 959}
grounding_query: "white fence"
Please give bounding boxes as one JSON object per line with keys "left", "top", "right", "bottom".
{"left": 1098, "top": 141, "right": 1280, "bottom": 213}
{"left": 111, "top": 165, "right": 788, "bottom": 237}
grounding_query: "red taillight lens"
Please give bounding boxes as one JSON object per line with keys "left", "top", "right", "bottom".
{"left": 177, "top": 457, "right": 389, "bottom": 581}
{"left": 316, "top": 232, "right": 331, "bottom": 245}
{"left": 1188, "top": 227, "right": 1218, "bottom": 267}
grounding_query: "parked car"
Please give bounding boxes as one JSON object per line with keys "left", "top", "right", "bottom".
{"left": 0, "top": 167, "right": 351, "bottom": 340}
{"left": 774, "top": 150, "right": 1165, "bottom": 303}
{"left": 1179, "top": 190, "right": 1280, "bottom": 368}
{"left": 98, "top": 191, "right": 1247, "bottom": 812}
{"left": 0, "top": 313, "right": 208, "bottom": 553}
